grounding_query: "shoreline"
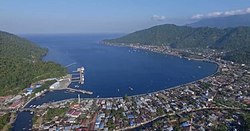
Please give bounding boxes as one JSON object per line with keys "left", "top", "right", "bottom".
{"left": 41, "top": 43, "right": 220, "bottom": 102}
{"left": 40, "top": 43, "right": 220, "bottom": 102}
{"left": 17, "top": 42, "right": 222, "bottom": 131}
{"left": 90, "top": 43, "right": 220, "bottom": 99}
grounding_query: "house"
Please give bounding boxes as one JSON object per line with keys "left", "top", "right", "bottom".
{"left": 9, "top": 100, "right": 23, "bottom": 109}
{"left": 66, "top": 109, "right": 81, "bottom": 118}
{"left": 35, "top": 84, "right": 42, "bottom": 88}
{"left": 24, "top": 88, "right": 33, "bottom": 96}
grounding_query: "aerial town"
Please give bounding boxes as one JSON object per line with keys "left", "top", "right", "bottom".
{"left": 0, "top": 43, "right": 248, "bottom": 130}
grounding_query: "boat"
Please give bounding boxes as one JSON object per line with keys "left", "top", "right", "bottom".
{"left": 118, "top": 88, "right": 120, "bottom": 92}
{"left": 75, "top": 85, "right": 80, "bottom": 88}
{"left": 30, "top": 111, "right": 33, "bottom": 115}
{"left": 129, "top": 86, "right": 133, "bottom": 91}
{"left": 69, "top": 90, "right": 75, "bottom": 93}
{"left": 64, "top": 90, "right": 70, "bottom": 93}
{"left": 198, "top": 66, "right": 202, "bottom": 68}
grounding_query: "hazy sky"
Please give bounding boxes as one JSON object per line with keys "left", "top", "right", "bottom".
{"left": 1, "top": 0, "right": 250, "bottom": 34}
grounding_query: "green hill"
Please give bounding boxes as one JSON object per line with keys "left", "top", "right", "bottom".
{"left": 104, "top": 24, "right": 250, "bottom": 50}
{"left": 0, "top": 31, "right": 66, "bottom": 96}
{"left": 223, "top": 46, "right": 250, "bottom": 65}
{"left": 104, "top": 24, "right": 250, "bottom": 64}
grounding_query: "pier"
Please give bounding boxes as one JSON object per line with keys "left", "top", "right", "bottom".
{"left": 66, "top": 88, "right": 93, "bottom": 95}
{"left": 71, "top": 67, "right": 85, "bottom": 84}
{"left": 65, "top": 62, "right": 77, "bottom": 68}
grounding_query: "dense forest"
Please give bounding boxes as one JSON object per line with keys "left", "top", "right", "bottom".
{"left": 223, "top": 46, "right": 250, "bottom": 65}
{"left": 0, "top": 31, "right": 67, "bottom": 96}
{"left": 104, "top": 24, "right": 250, "bottom": 64}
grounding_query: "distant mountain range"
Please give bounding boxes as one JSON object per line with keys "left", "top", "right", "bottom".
{"left": 187, "top": 14, "right": 250, "bottom": 28}
{"left": 104, "top": 24, "right": 250, "bottom": 64}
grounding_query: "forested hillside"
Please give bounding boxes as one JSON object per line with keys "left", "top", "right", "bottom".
{"left": 0, "top": 31, "right": 66, "bottom": 96}
{"left": 104, "top": 24, "right": 250, "bottom": 64}
{"left": 104, "top": 24, "right": 250, "bottom": 50}
{"left": 223, "top": 46, "right": 250, "bottom": 65}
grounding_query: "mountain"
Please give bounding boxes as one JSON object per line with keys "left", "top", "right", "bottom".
{"left": 187, "top": 14, "right": 250, "bottom": 28}
{"left": 104, "top": 24, "right": 250, "bottom": 50}
{"left": 104, "top": 24, "right": 250, "bottom": 64}
{"left": 0, "top": 31, "right": 66, "bottom": 96}
{"left": 223, "top": 46, "right": 250, "bottom": 65}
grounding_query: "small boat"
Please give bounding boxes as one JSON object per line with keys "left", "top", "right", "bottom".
{"left": 97, "top": 95, "right": 99, "bottom": 98}
{"left": 30, "top": 111, "right": 33, "bottom": 115}
{"left": 64, "top": 90, "right": 70, "bottom": 93}
{"left": 69, "top": 90, "right": 75, "bottom": 93}
{"left": 75, "top": 85, "right": 80, "bottom": 88}
{"left": 118, "top": 89, "right": 120, "bottom": 92}
{"left": 198, "top": 66, "right": 202, "bottom": 68}
{"left": 129, "top": 86, "right": 133, "bottom": 91}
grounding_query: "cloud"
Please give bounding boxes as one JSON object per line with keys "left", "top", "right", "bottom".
{"left": 207, "top": 11, "right": 223, "bottom": 17}
{"left": 191, "top": 7, "right": 250, "bottom": 19}
{"left": 246, "top": 8, "right": 250, "bottom": 13}
{"left": 151, "top": 15, "right": 166, "bottom": 21}
{"left": 191, "top": 14, "right": 204, "bottom": 19}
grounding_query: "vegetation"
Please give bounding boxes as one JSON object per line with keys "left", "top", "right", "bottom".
{"left": 223, "top": 46, "right": 250, "bottom": 64}
{"left": 104, "top": 24, "right": 250, "bottom": 64}
{"left": 243, "top": 112, "right": 250, "bottom": 129}
{"left": 32, "top": 114, "right": 39, "bottom": 124}
{"left": 44, "top": 108, "right": 68, "bottom": 121}
{"left": 0, "top": 113, "right": 10, "bottom": 130}
{"left": 33, "top": 80, "right": 57, "bottom": 94}
{"left": 0, "top": 31, "right": 67, "bottom": 96}
{"left": 105, "top": 24, "right": 250, "bottom": 50}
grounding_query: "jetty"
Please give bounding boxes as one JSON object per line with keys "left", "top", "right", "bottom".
{"left": 65, "top": 62, "right": 77, "bottom": 68}
{"left": 71, "top": 67, "right": 85, "bottom": 84}
{"left": 66, "top": 88, "right": 93, "bottom": 95}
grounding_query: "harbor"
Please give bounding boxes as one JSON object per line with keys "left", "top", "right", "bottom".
{"left": 11, "top": 34, "right": 220, "bottom": 131}
{"left": 49, "top": 66, "right": 93, "bottom": 95}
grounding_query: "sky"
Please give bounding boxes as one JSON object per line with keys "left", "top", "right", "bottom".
{"left": 1, "top": 0, "right": 250, "bottom": 34}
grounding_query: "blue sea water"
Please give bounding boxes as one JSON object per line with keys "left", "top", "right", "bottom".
{"left": 12, "top": 34, "right": 218, "bottom": 130}
{"left": 25, "top": 34, "right": 218, "bottom": 98}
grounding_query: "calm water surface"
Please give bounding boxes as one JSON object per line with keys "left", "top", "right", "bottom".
{"left": 13, "top": 34, "right": 218, "bottom": 130}
{"left": 26, "top": 34, "right": 218, "bottom": 98}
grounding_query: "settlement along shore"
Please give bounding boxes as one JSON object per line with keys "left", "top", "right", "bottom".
{"left": 23, "top": 43, "right": 250, "bottom": 130}
{"left": 5, "top": 42, "right": 250, "bottom": 130}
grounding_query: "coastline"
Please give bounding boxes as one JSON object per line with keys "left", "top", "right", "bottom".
{"left": 21, "top": 40, "right": 250, "bottom": 131}
{"left": 17, "top": 41, "right": 222, "bottom": 130}
{"left": 43, "top": 42, "right": 220, "bottom": 101}
{"left": 92, "top": 42, "right": 221, "bottom": 99}
{"left": 31, "top": 42, "right": 221, "bottom": 130}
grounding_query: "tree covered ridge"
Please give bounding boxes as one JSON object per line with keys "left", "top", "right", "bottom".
{"left": 104, "top": 24, "right": 250, "bottom": 50}
{"left": 104, "top": 24, "right": 250, "bottom": 64}
{"left": 0, "top": 31, "right": 47, "bottom": 61}
{"left": 0, "top": 31, "right": 67, "bottom": 96}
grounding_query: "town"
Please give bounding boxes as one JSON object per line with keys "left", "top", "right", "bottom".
{"left": 1, "top": 44, "right": 248, "bottom": 130}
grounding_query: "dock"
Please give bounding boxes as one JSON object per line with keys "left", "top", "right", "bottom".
{"left": 67, "top": 88, "right": 93, "bottom": 95}
{"left": 71, "top": 67, "right": 85, "bottom": 84}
